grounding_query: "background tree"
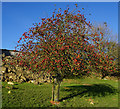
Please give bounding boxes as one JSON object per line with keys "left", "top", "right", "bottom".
{"left": 89, "top": 22, "right": 119, "bottom": 78}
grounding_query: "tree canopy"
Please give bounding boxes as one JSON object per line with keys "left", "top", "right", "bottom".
{"left": 8, "top": 7, "right": 117, "bottom": 80}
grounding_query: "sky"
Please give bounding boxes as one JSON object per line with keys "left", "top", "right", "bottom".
{"left": 2, "top": 2, "right": 118, "bottom": 50}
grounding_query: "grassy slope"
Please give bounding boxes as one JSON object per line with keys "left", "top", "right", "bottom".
{"left": 2, "top": 77, "right": 119, "bottom": 108}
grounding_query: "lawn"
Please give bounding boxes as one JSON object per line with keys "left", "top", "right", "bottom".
{"left": 2, "top": 77, "right": 119, "bottom": 108}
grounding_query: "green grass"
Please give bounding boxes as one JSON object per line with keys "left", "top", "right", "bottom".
{"left": 2, "top": 77, "right": 119, "bottom": 108}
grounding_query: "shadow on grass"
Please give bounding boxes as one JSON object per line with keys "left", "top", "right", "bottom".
{"left": 60, "top": 83, "right": 118, "bottom": 102}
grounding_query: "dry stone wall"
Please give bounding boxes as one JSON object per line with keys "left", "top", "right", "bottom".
{"left": 1, "top": 53, "right": 51, "bottom": 85}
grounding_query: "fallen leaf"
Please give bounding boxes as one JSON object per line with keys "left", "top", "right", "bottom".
{"left": 90, "top": 101, "right": 94, "bottom": 105}
{"left": 8, "top": 82, "right": 14, "bottom": 85}
{"left": 50, "top": 100, "right": 60, "bottom": 105}
{"left": 64, "top": 87, "right": 70, "bottom": 89}
{"left": 8, "top": 91, "right": 11, "bottom": 94}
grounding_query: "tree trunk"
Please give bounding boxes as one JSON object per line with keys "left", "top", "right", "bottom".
{"left": 51, "top": 78, "right": 55, "bottom": 101}
{"left": 54, "top": 80, "right": 60, "bottom": 102}
{"left": 51, "top": 77, "right": 61, "bottom": 102}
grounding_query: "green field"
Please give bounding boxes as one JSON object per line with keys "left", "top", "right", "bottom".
{"left": 2, "top": 77, "right": 119, "bottom": 108}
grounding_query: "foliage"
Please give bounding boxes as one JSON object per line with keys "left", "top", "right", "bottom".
{"left": 11, "top": 6, "right": 117, "bottom": 80}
